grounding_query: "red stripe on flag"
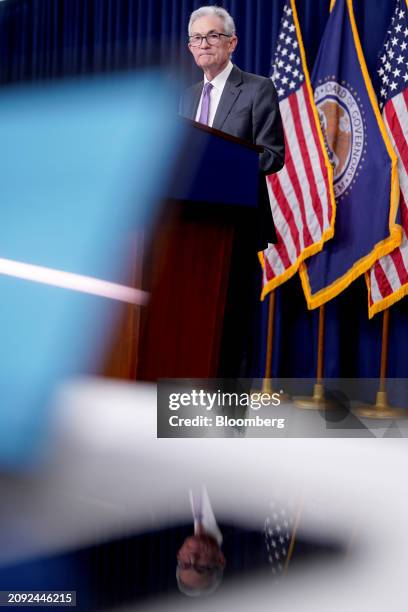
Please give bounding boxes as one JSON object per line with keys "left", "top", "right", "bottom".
{"left": 373, "top": 261, "right": 393, "bottom": 298}
{"left": 273, "top": 227, "right": 292, "bottom": 271}
{"left": 281, "top": 132, "right": 314, "bottom": 248}
{"left": 288, "top": 94, "right": 324, "bottom": 232}
{"left": 384, "top": 99, "right": 408, "bottom": 176}
{"left": 390, "top": 247, "right": 408, "bottom": 286}
{"left": 264, "top": 252, "right": 276, "bottom": 281}
{"left": 400, "top": 190, "right": 408, "bottom": 231}
{"left": 403, "top": 88, "right": 408, "bottom": 113}
{"left": 302, "top": 84, "right": 333, "bottom": 221}
{"left": 269, "top": 172, "right": 301, "bottom": 257}
{"left": 391, "top": 191, "right": 408, "bottom": 286}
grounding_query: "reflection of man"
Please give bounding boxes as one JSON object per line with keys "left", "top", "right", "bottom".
{"left": 179, "top": 5, "right": 285, "bottom": 248}
{"left": 176, "top": 487, "right": 225, "bottom": 597}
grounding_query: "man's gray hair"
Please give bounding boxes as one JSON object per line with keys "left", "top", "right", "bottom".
{"left": 188, "top": 6, "right": 236, "bottom": 36}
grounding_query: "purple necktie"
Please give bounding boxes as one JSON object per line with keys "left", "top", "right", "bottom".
{"left": 198, "top": 82, "right": 213, "bottom": 125}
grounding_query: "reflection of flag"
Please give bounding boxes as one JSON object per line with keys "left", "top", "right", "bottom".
{"left": 264, "top": 497, "right": 295, "bottom": 579}
{"left": 299, "top": 0, "right": 402, "bottom": 309}
{"left": 260, "top": 0, "right": 335, "bottom": 299}
{"left": 366, "top": 0, "right": 408, "bottom": 318}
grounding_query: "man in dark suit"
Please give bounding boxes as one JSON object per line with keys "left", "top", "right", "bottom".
{"left": 179, "top": 5, "right": 285, "bottom": 249}
{"left": 179, "top": 6, "right": 285, "bottom": 376}
{"left": 180, "top": 5, "right": 284, "bottom": 176}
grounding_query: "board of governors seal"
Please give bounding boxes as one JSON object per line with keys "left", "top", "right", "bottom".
{"left": 314, "top": 80, "right": 365, "bottom": 199}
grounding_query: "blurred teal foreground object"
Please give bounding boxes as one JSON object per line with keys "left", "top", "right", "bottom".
{"left": 0, "top": 71, "right": 184, "bottom": 468}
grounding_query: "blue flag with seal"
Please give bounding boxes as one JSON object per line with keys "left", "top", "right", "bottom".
{"left": 299, "top": 0, "right": 402, "bottom": 309}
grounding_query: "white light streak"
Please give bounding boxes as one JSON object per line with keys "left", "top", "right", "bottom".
{"left": 0, "top": 258, "right": 149, "bottom": 305}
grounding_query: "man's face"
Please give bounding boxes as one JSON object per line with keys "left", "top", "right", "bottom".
{"left": 177, "top": 534, "right": 225, "bottom": 590}
{"left": 188, "top": 15, "right": 238, "bottom": 78}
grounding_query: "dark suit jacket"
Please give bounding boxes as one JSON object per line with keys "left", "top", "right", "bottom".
{"left": 179, "top": 65, "right": 285, "bottom": 247}
{"left": 179, "top": 65, "right": 285, "bottom": 176}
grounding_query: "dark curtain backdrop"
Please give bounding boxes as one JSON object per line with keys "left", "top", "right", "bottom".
{"left": 0, "top": 0, "right": 406, "bottom": 379}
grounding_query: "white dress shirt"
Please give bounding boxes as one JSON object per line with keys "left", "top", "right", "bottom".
{"left": 189, "top": 486, "right": 223, "bottom": 545}
{"left": 195, "top": 60, "right": 234, "bottom": 128}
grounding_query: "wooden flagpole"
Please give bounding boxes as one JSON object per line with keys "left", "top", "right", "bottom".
{"left": 354, "top": 308, "right": 407, "bottom": 419}
{"left": 255, "top": 291, "right": 291, "bottom": 401}
{"left": 294, "top": 305, "right": 335, "bottom": 409}
{"left": 282, "top": 497, "right": 303, "bottom": 576}
{"left": 261, "top": 291, "right": 276, "bottom": 394}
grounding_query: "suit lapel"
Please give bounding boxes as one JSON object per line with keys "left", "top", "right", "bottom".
{"left": 212, "top": 65, "right": 243, "bottom": 131}
{"left": 187, "top": 82, "right": 203, "bottom": 120}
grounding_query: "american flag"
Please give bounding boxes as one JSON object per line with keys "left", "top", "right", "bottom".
{"left": 264, "top": 497, "right": 295, "bottom": 579}
{"left": 367, "top": 0, "right": 408, "bottom": 317}
{"left": 260, "top": 0, "right": 335, "bottom": 299}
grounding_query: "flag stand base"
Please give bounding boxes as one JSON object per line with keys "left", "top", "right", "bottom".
{"left": 251, "top": 380, "right": 291, "bottom": 402}
{"left": 262, "top": 379, "right": 291, "bottom": 402}
{"left": 354, "top": 391, "right": 408, "bottom": 419}
{"left": 293, "top": 383, "right": 337, "bottom": 410}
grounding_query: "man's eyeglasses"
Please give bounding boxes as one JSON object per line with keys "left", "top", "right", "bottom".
{"left": 188, "top": 32, "right": 232, "bottom": 47}
{"left": 177, "top": 561, "right": 217, "bottom": 574}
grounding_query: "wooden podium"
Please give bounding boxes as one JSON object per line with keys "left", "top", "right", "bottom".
{"left": 106, "top": 119, "right": 262, "bottom": 380}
